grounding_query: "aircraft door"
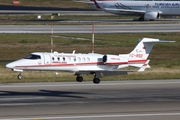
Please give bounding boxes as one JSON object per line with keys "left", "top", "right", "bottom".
{"left": 43, "top": 53, "right": 51, "bottom": 64}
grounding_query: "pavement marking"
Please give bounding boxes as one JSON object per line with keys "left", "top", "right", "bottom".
{"left": 1, "top": 112, "right": 180, "bottom": 120}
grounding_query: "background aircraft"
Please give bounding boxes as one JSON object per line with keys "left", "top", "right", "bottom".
{"left": 6, "top": 38, "right": 174, "bottom": 84}
{"left": 91, "top": 0, "right": 180, "bottom": 20}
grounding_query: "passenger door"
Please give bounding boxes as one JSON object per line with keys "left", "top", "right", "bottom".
{"left": 43, "top": 53, "right": 51, "bottom": 64}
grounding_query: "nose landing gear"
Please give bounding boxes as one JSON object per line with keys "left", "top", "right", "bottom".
{"left": 17, "top": 73, "right": 22, "bottom": 80}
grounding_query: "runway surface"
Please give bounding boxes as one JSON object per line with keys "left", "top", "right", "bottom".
{"left": 1, "top": 80, "right": 180, "bottom": 120}
{"left": 1, "top": 24, "right": 180, "bottom": 33}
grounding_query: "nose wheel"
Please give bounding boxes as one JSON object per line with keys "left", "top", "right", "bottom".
{"left": 17, "top": 74, "right": 22, "bottom": 80}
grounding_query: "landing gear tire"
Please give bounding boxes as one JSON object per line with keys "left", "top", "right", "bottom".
{"left": 93, "top": 78, "right": 100, "bottom": 84}
{"left": 17, "top": 74, "right": 22, "bottom": 80}
{"left": 76, "top": 76, "right": 83, "bottom": 82}
{"left": 138, "top": 16, "right": 144, "bottom": 21}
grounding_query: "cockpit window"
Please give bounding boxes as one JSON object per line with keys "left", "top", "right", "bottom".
{"left": 24, "top": 54, "right": 41, "bottom": 60}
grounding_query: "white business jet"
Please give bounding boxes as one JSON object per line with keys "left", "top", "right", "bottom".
{"left": 91, "top": 0, "right": 180, "bottom": 21}
{"left": 6, "top": 38, "right": 174, "bottom": 84}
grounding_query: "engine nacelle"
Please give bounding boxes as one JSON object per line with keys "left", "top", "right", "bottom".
{"left": 102, "top": 54, "right": 122, "bottom": 65}
{"left": 102, "top": 54, "right": 107, "bottom": 64}
{"left": 144, "top": 11, "right": 160, "bottom": 21}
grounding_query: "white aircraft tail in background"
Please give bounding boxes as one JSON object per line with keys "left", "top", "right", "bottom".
{"left": 6, "top": 38, "right": 174, "bottom": 84}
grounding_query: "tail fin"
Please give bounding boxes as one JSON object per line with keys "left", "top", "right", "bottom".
{"left": 92, "top": 0, "right": 102, "bottom": 9}
{"left": 128, "top": 38, "right": 175, "bottom": 67}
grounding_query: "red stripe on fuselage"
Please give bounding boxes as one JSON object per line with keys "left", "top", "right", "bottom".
{"left": 14, "top": 60, "right": 147, "bottom": 68}
{"left": 15, "top": 61, "right": 129, "bottom": 68}
{"left": 128, "top": 60, "right": 147, "bottom": 63}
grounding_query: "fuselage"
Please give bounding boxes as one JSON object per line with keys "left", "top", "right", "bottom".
{"left": 94, "top": 1, "right": 180, "bottom": 16}
{"left": 6, "top": 52, "right": 131, "bottom": 72}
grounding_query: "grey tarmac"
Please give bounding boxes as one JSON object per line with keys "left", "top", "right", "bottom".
{"left": 1, "top": 24, "right": 180, "bottom": 33}
{"left": 1, "top": 80, "right": 180, "bottom": 120}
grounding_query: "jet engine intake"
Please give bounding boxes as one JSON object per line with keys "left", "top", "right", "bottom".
{"left": 102, "top": 54, "right": 107, "bottom": 63}
{"left": 144, "top": 11, "right": 160, "bottom": 21}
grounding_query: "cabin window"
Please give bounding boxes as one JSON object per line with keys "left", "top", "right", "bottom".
{"left": 87, "top": 57, "right": 90, "bottom": 62}
{"left": 63, "top": 57, "right": 65, "bottom": 61}
{"left": 24, "top": 54, "right": 41, "bottom": 60}
{"left": 58, "top": 57, "right": 60, "bottom": 61}
{"left": 52, "top": 57, "right": 55, "bottom": 61}
{"left": 74, "top": 57, "right": 76, "bottom": 62}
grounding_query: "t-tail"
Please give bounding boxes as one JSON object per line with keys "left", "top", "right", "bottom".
{"left": 128, "top": 38, "right": 175, "bottom": 68}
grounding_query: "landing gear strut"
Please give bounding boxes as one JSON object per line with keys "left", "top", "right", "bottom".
{"left": 17, "top": 73, "right": 22, "bottom": 80}
{"left": 76, "top": 75, "right": 83, "bottom": 82}
{"left": 138, "top": 16, "right": 144, "bottom": 21}
{"left": 93, "top": 73, "right": 100, "bottom": 84}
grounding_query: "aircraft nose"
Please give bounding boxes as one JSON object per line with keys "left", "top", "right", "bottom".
{"left": 6, "top": 63, "right": 15, "bottom": 69}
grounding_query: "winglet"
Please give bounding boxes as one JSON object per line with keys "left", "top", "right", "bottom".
{"left": 138, "top": 60, "right": 150, "bottom": 72}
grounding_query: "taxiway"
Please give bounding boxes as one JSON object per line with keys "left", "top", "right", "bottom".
{"left": 1, "top": 24, "right": 180, "bottom": 33}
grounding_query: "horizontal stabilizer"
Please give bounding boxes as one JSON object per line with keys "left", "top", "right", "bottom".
{"left": 141, "top": 38, "right": 175, "bottom": 43}
{"left": 138, "top": 60, "right": 150, "bottom": 72}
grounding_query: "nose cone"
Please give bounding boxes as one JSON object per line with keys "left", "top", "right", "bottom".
{"left": 6, "top": 62, "right": 15, "bottom": 69}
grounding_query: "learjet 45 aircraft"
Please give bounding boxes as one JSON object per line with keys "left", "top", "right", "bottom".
{"left": 6, "top": 38, "right": 174, "bottom": 84}
{"left": 92, "top": 0, "right": 180, "bottom": 21}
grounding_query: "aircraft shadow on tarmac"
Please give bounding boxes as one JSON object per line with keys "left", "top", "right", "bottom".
{"left": 0, "top": 90, "right": 88, "bottom": 98}
{"left": 1, "top": 89, "right": 180, "bottom": 103}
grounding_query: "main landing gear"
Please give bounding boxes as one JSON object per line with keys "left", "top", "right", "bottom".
{"left": 76, "top": 74, "right": 101, "bottom": 84}
{"left": 138, "top": 16, "right": 144, "bottom": 21}
{"left": 76, "top": 75, "right": 83, "bottom": 82}
{"left": 93, "top": 78, "right": 100, "bottom": 84}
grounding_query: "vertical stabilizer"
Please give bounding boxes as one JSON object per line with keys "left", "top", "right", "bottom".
{"left": 128, "top": 38, "right": 175, "bottom": 67}
{"left": 92, "top": 0, "right": 102, "bottom": 9}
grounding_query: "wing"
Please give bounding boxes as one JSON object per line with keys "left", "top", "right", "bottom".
{"left": 76, "top": 60, "right": 150, "bottom": 78}
{"left": 104, "top": 8, "right": 146, "bottom": 14}
{"left": 76, "top": 70, "right": 135, "bottom": 78}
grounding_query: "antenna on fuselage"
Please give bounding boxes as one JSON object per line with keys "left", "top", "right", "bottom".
{"left": 92, "top": 22, "right": 94, "bottom": 53}
{"left": 50, "top": 24, "right": 54, "bottom": 53}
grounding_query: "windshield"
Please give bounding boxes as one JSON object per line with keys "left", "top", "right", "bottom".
{"left": 24, "top": 54, "right": 41, "bottom": 60}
